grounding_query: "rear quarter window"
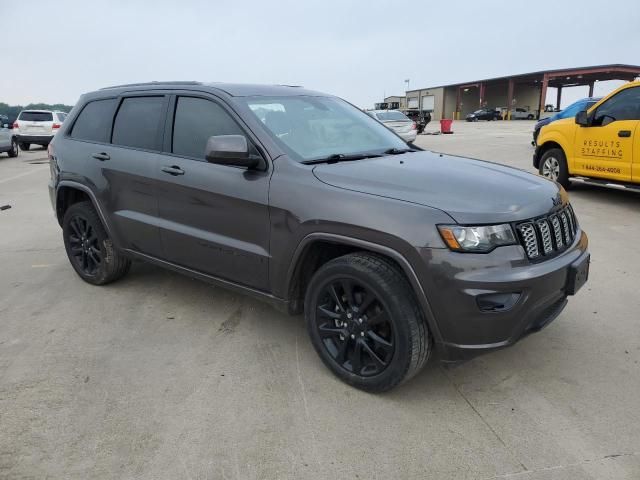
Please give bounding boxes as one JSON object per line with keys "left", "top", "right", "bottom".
{"left": 19, "top": 111, "right": 53, "bottom": 122}
{"left": 70, "top": 99, "right": 118, "bottom": 143}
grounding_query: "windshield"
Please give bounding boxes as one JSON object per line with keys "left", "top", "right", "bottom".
{"left": 243, "top": 96, "right": 409, "bottom": 161}
{"left": 557, "top": 99, "right": 600, "bottom": 119}
{"left": 473, "top": 110, "right": 484, "bottom": 114}
{"left": 375, "top": 111, "right": 410, "bottom": 122}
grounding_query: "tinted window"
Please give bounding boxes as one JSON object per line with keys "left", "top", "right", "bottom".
{"left": 56, "top": 112, "right": 67, "bottom": 122}
{"left": 112, "top": 96, "right": 165, "bottom": 150}
{"left": 19, "top": 111, "right": 53, "bottom": 122}
{"left": 594, "top": 87, "right": 640, "bottom": 125}
{"left": 172, "top": 97, "right": 243, "bottom": 159}
{"left": 70, "top": 99, "right": 117, "bottom": 143}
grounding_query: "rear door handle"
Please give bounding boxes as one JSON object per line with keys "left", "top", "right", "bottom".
{"left": 92, "top": 152, "right": 110, "bottom": 161}
{"left": 618, "top": 130, "right": 631, "bottom": 138}
{"left": 161, "top": 165, "right": 185, "bottom": 176}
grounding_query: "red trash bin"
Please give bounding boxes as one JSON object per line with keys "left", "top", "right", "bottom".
{"left": 440, "top": 119, "right": 453, "bottom": 134}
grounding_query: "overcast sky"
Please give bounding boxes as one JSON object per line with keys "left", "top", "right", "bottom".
{"left": 1, "top": 0, "right": 639, "bottom": 109}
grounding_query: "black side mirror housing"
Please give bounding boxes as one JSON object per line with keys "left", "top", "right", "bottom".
{"left": 575, "top": 110, "right": 589, "bottom": 127}
{"left": 205, "top": 135, "right": 261, "bottom": 169}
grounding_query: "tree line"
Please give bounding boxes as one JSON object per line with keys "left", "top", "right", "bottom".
{"left": 0, "top": 102, "right": 74, "bottom": 122}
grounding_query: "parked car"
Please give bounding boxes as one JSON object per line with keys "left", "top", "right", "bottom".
{"left": 401, "top": 109, "right": 431, "bottom": 134}
{"left": 535, "top": 81, "right": 639, "bottom": 192}
{"left": 367, "top": 109, "right": 417, "bottom": 142}
{"left": 0, "top": 119, "right": 18, "bottom": 157}
{"left": 13, "top": 110, "right": 67, "bottom": 150}
{"left": 510, "top": 107, "right": 536, "bottom": 120}
{"left": 466, "top": 108, "right": 501, "bottom": 121}
{"left": 49, "top": 82, "right": 589, "bottom": 392}
{"left": 532, "top": 97, "right": 601, "bottom": 145}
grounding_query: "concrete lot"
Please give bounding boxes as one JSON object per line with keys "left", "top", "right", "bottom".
{"left": 1, "top": 122, "right": 639, "bottom": 479}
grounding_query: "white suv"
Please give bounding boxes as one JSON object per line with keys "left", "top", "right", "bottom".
{"left": 13, "top": 110, "right": 67, "bottom": 150}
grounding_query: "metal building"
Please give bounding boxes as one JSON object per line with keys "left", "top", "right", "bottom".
{"left": 399, "top": 64, "right": 640, "bottom": 120}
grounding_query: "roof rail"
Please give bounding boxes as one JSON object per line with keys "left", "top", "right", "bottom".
{"left": 100, "top": 81, "right": 202, "bottom": 90}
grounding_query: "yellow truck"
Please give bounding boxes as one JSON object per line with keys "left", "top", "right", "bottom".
{"left": 534, "top": 81, "right": 640, "bottom": 192}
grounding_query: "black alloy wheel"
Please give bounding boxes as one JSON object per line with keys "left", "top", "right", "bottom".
{"left": 304, "top": 253, "right": 430, "bottom": 392}
{"left": 67, "top": 214, "right": 102, "bottom": 276}
{"left": 8, "top": 139, "right": 18, "bottom": 157}
{"left": 314, "top": 277, "right": 394, "bottom": 377}
{"left": 62, "top": 201, "right": 131, "bottom": 285}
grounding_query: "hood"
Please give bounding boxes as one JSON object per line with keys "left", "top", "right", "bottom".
{"left": 312, "top": 151, "right": 564, "bottom": 224}
{"left": 535, "top": 117, "right": 553, "bottom": 129}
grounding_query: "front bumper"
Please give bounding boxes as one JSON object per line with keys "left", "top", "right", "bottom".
{"left": 15, "top": 134, "right": 54, "bottom": 144}
{"left": 417, "top": 230, "right": 589, "bottom": 362}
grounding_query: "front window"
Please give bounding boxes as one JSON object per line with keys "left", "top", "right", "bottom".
{"left": 242, "top": 96, "right": 408, "bottom": 162}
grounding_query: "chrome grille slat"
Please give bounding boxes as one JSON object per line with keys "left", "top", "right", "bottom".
{"left": 536, "top": 219, "right": 553, "bottom": 255}
{"left": 516, "top": 204, "right": 578, "bottom": 260}
{"left": 518, "top": 223, "right": 539, "bottom": 258}
{"left": 560, "top": 211, "right": 571, "bottom": 244}
{"left": 550, "top": 215, "right": 563, "bottom": 248}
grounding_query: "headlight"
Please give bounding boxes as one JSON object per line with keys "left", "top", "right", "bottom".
{"left": 437, "top": 224, "right": 517, "bottom": 252}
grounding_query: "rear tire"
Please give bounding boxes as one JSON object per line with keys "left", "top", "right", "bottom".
{"left": 304, "top": 252, "right": 430, "bottom": 392}
{"left": 8, "top": 139, "right": 18, "bottom": 158}
{"left": 19, "top": 142, "right": 30, "bottom": 151}
{"left": 539, "top": 148, "right": 570, "bottom": 189}
{"left": 62, "top": 201, "right": 131, "bottom": 285}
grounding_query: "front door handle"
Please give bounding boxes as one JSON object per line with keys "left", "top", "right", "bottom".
{"left": 161, "top": 165, "right": 185, "bottom": 176}
{"left": 92, "top": 152, "right": 110, "bottom": 161}
{"left": 618, "top": 130, "right": 631, "bottom": 138}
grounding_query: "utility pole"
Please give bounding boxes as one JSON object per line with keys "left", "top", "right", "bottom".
{"left": 404, "top": 79, "right": 410, "bottom": 92}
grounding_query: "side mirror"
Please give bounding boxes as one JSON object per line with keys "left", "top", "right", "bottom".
{"left": 575, "top": 110, "right": 589, "bottom": 126}
{"left": 205, "top": 135, "right": 261, "bottom": 169}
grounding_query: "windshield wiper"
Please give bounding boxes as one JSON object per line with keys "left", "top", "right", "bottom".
{"left": 383, "top": 147, "right": 417, "bottom": 155}
{"left": 302, "top": 153, "right": 383, "bottom": 165}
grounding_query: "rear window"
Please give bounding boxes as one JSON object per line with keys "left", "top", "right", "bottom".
{"left": 111, "top": 96, "right": 165, "bottom": 150}
{"left": 19, "top": 111, "right": 53, "bottom": 122}
{"left": 71, "top": 99, "right": 117, "bottom": 143}
{"left": 375, "top": 111, "right": 410, "bottom": 122}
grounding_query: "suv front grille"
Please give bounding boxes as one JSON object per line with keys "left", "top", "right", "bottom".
{"left": 516, "top": 205, "right": 578, "bottom": 260}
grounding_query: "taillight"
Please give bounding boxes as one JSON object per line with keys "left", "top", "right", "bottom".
{"left": 52, "top": 123, "right": 61, "bottom": 129}
{"left": 411, "top": 122, "right": 417, "bottom": 130}
{"left": 13, "top": 122, "right": 18, "bottom": 129}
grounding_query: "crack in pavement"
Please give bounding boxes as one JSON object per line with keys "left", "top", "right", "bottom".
{"left": 480, "top": 452, "right": 640, "bottom": 479}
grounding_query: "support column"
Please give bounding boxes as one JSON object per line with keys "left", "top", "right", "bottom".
{"left": 556, "top": 86, "right": 563, "bottom": 111}
{"left": 456, "top": 87, "right": 461, "bottom": 120}
{"left": 506, "top": 79, "right": 514, "bottom": 120}
{"left": 539, "top": 74, "right": 549, "bottom": 118}
{"left": 588, "top": 81, "right": 595, "bottom": 97}
{"left": 479, "top": 82, "right": 485, "bottom": 108}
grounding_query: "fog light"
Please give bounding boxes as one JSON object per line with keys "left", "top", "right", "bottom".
{"left": 477, "top": 292, "right": 520, "bottom": 312}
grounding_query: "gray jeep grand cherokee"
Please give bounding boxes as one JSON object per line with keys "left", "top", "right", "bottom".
{"left": 48, "top": 82, "right": 590, "bottom": 392}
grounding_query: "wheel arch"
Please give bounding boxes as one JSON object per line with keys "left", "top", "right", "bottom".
{"left": 534, "top": 140, "right": 565, "bottom": 169}
{"left": 285, "top": 233, "right": 444, "bottom": 345}
{"left": 55, "top": 182, "right": 114, "bottom": 238}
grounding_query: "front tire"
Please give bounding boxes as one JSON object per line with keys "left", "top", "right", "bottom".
{"left": 304, "top": 253, "right": 430, "bottom": 392}
{"left": 539, "top": 148, "right": 570, "bottom": 189}
{"left": 8, "top": 139, "right": 18, "bottom": 158}
{"left": 62, "top": 201, "right": 131, "bottom": 285}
